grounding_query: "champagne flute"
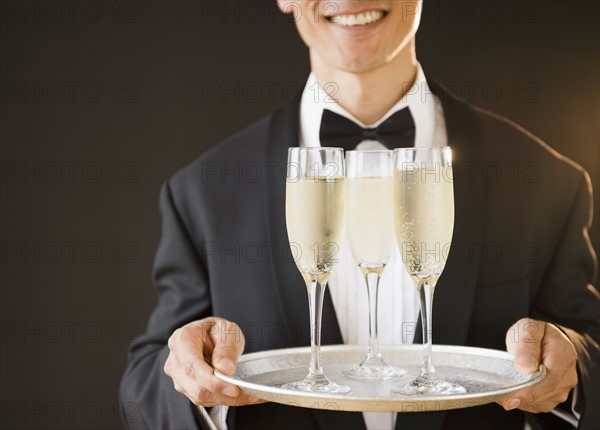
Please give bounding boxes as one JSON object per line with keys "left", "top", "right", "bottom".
{"left": 283, "top": 147, "right": 350, "bottom": 394}
{"left": 342, "top": 150, "right": 407, "bottom": 380}
{"left": 391, "top": 147, "right": 466, "bottom": 395}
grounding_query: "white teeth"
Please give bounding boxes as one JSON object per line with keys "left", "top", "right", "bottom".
{"left": 331, "top": 10, "right": 384, "bottom": 26}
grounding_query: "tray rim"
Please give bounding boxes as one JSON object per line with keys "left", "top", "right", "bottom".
{"left": 215, "top": 344, "right": 546, "bottom": 408}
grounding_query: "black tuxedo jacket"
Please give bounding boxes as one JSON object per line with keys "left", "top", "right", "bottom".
{"left": 120, "top": 82, "right": 599, "bottom": 430}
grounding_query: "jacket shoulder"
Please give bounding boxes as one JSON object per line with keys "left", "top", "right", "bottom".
{"left": 177, "top": 114, "right": 271, "bottom": 178}
{"left": 472, "top": 104, "right": 587, "bottom": 179}
{"left": 164, "top": 113, "right": 273, "bottom": 199}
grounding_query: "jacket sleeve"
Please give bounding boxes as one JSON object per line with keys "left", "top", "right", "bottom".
{"left": 119, "top": 180, "right": 212, "bottom": 429}
{"left": 531, "top": 169, "right": 600, "bottom": 430}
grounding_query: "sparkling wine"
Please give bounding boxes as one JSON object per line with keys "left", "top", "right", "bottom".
{"left": 393, "top": 166, "right": 454, "bottom": 281}
{"left": 286, "top": 177, "right": 345, "bottom": 276}
{"left": 346, "top": 176, "right": 395, "bottom": 267}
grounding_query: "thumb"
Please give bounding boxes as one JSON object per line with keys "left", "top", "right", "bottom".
{"left": 506, "top": 318, "right": 545, "bottom": 374}
{"left": 209, "top": 319, "right": 245, "bottom": 376}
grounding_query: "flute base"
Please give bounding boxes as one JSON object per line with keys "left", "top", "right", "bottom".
{"left": 391, "top": 374, "right": 466, "bottom": 395}
{"left": 283, "top": 375, "right": 351, "bottom": 394}
{"left": 343, "top": 357, "right": 407, "bottom": 381}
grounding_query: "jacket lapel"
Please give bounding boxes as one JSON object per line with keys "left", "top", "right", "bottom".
{"left": 263, "top": 101, "right": 344, "bottom": 347}
{"left": 421, "top": 79, "right": 485, "bottom": 347}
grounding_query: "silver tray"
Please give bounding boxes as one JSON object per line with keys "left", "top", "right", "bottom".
{"left": 215, "top": 344, "right": 545, "bottom": 412}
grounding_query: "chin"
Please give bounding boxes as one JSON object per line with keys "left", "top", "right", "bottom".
{"left": 333, "top": 52, "right": 387, "bottom": 75}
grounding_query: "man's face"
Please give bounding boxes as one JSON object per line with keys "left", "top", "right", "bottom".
{"left": 278, "top": 1, "right": 423, "bottom": 74}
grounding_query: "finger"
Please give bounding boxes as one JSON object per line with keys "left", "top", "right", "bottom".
{"left": 500, "top": 391, "right": 570, "bottom": 414}
{"left": 519, "top": 400, "right": 563, "bottom": 414}
{"left": 168, "top": 324, "right": 242, "bottom": 398}
{"left": 174, "top": 366, "right": 266, "bottom": 408}
{"left": 500, "top": 368, "right": 552, "bottom": 407}
{"left": 498, "top": 386, "right": 533, "bottom": 411}
{"left": 209, "top": 320, "right": 245, "bottom": 376}
{"left": 203, "top": 393, "right": 269, "bottom": 408}
{"left": 504, "top": 384, "right": 571, "bottom": 408}
{"left": 506, "top": 318, "right": 546, "bottom": 373}
{"left": 169, "top": 351, "right": 244, "bottom": 402}
{"left": 540, "top": 324, "right": 578, "bottom": 377}
{"left": 499, "top": 373, "right": 571, "bottom": 412}
{"left": 171, "top": 359, "right": 266, "bottom": 407}
{"left": 497, "top": 397, "right": 521, "bottom": 411}
{"left": 499, "top": 398, "right": 557, "bottom": 412}
{"left": 165, "top": 354, "right": 198, "bottom": 399}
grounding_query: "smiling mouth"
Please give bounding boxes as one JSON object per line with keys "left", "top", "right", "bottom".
{"left": 325, "top": 10, "right": 388, "bottom": 27}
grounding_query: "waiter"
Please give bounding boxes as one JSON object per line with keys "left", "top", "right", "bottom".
{"left": 120, "top": 1, "right": 599, "bottom": 429}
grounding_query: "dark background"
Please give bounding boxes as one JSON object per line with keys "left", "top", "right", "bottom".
{"left": 1, "top": 1, "right": 598, "bottom": 428}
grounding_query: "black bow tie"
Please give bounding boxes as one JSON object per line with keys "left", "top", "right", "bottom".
{"left": 319, "top": 108, "right": 416, "bottom": 151}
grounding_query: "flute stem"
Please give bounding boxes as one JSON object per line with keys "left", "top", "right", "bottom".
{"left": 362, "top": 266, "right": 384, "bottom": 363}
{"left": 306, "top": 277, "right": 327, "bottom": 382}
{"left": 418, "top": 279, "right": 436, "bottom": 378}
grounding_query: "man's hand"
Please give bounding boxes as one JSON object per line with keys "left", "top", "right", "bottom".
{"left": 499, "top": 318, "right": 578, "bottom": 413}
{"left": 164, "top": 317, "right": 265, "bottom": 407}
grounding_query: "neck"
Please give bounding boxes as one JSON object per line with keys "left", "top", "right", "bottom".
{"left": 311, "top": 40, "right": 418, "bottom": 125}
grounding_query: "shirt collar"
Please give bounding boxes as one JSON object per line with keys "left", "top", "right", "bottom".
{"left": 299, "top": 63, "right": 442, "bottom": 149}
